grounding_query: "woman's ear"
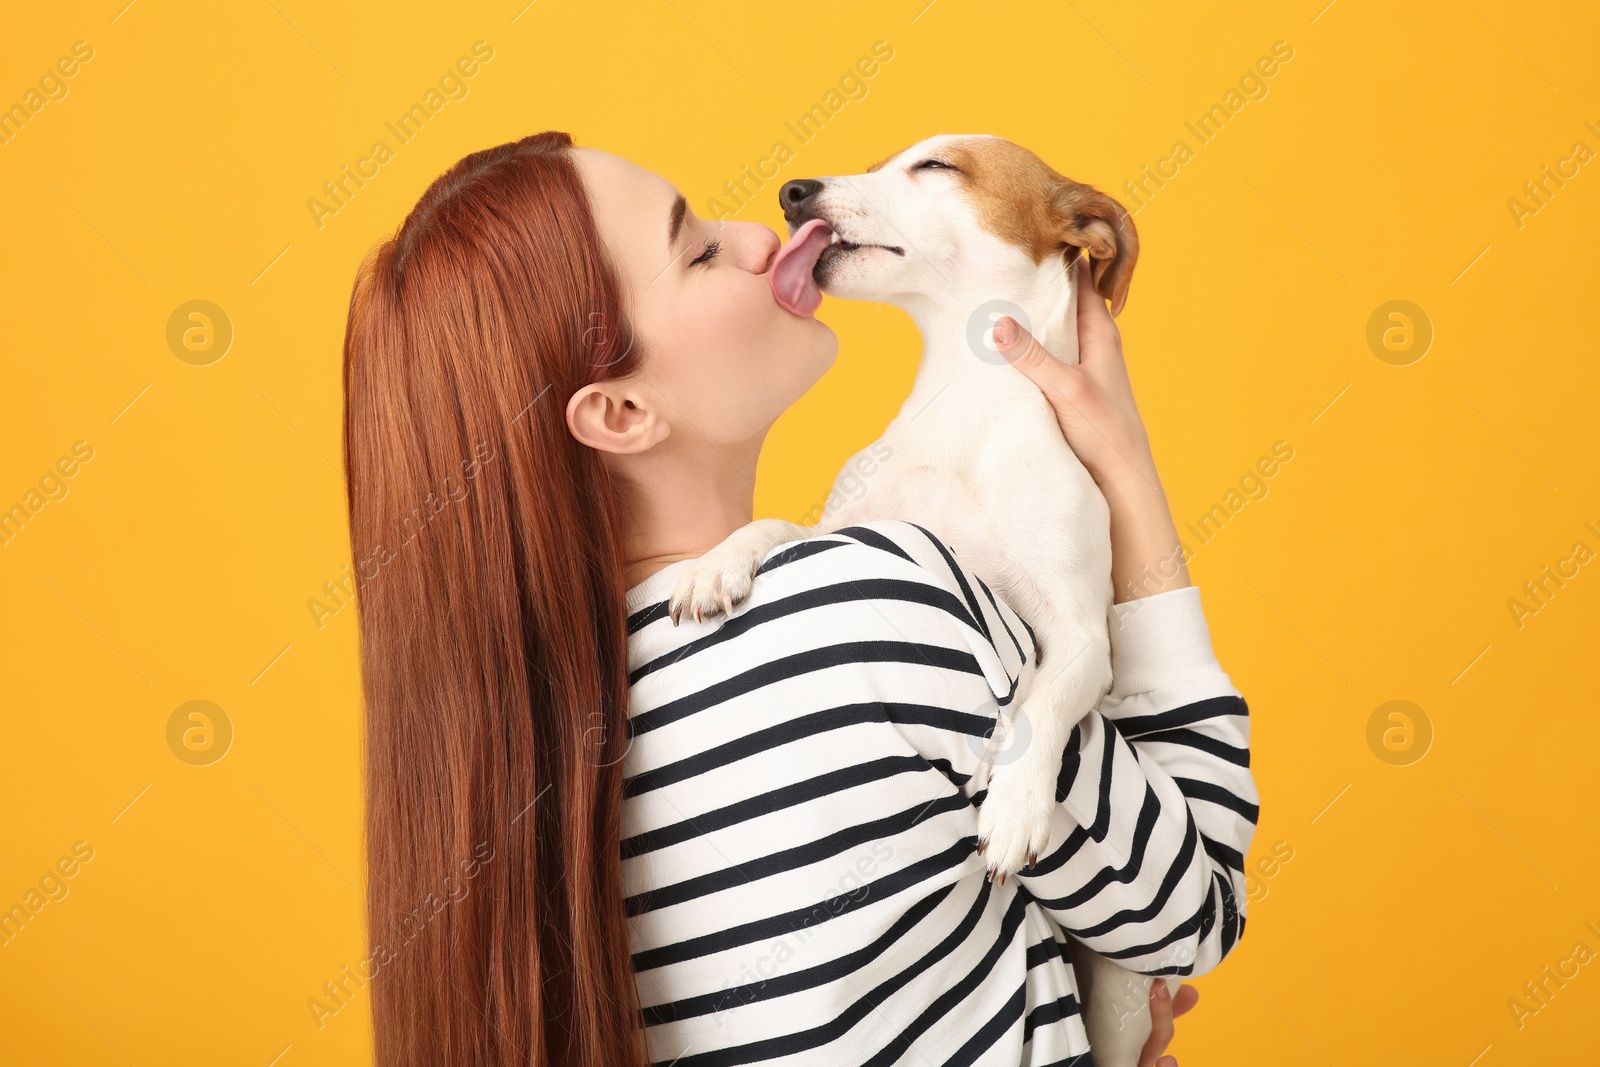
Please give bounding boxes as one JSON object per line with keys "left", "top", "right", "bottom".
{"left": 1051, "top": 180, "right": 1139, "bottom": 317}
{"left": 566, "top": 380, "right": 670, "bottom": 455}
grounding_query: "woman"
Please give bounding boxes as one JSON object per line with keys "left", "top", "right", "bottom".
{"left": 343, "top": 131, "right": 1256, "bottom": 1066}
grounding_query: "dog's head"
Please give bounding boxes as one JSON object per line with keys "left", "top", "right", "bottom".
{"left": 773, "top": 134, "right": 1138, "bottom": 316}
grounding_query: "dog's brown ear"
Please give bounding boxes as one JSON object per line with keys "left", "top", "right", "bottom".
{"left": 1051, "top": 181, "right": 1139, "bottom": 316}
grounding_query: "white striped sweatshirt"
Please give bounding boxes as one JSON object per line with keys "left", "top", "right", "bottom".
{"left": 621, "top": 520, "right": 1259, "bottom": 1067}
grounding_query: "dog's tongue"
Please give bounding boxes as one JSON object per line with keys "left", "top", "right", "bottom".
{"left": 770, "top": 218, "right": 833, "bottom": 316}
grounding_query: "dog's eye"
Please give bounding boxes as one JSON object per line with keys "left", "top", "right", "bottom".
{"left": 914, "top": 159, "right": 955, "bottom": 171}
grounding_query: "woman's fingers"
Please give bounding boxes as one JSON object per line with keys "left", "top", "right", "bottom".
{"left": 995, "top": 259, "right": 1122, "bottom": 389}
{"left": 993, "top": 315, "right": 1048, "bottom": 371}
{"left": 1138, "top": 980, "right": 1177, "bottom": 1067}
{"left": 992, "top": 316, "right": 1077, "bottom": 396}
{"left": 1073, "top": 257, "right": 1123, "bottom": 365}
{"left": 1139, "top": 983, "right": 1196, "bottom": 1067}
{"left": 1074, "top": 257, "right": 1113, "bottom": 328}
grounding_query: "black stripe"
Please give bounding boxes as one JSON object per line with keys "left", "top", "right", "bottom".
{"left": 1212, "top": 862, "right": 1244, "bottom": 956}
{"left": 622, "top": 754, "right": 930, "bottom": 859}
{"left": 1025, "top": 936, "right": 1069, "bottom": 970}
{"left": 1201, "top": 834, "right": 1245, "bottom": 874}
{"left": 925, "top": 757, "right": 976, "bottom": 790}
{"left": 626, "top": 792, "right": 973, "bottom": 916}
{"left": 1217, "top": 868, "right": 1241, "bottom": 955}
{"left": 1112, "top": 694, "right": 1249, "bottom": 738}
{"left": 1172, "top": 775, "right": 1260, "bottom": 823}
{"left": 831, "top": 523, "right": 917, "bottom": 565}
{"left": 1022, "top": 992, "right": 1083, "bottom": 1041}
{"left": 630, "top": 576, "right": 993, "bottom": 685}
{"left": 630, "top": 839, "right": 974, "bottom": 972}
{"left": 758, "top": 536, "right": 847, "bottom": 573}
{"left": 630, "top": 640, "right": 987, "bottom": 738}
{"left": 1052, "top": 721, "right": 1086, "bottom": 805}
{"left": 628, "top": 598, "right": 671, "bottom": 635}
{"left": 906, "top": 522, "right": 992, "bottom": 644}
{"left": 946, "top": 982, "right": 1029, "bottom": 1067}
{"left": 975, "top": 571, "right": 1031, "bottom": 667}
{"left": 640, "top": 883, "right": 958, "bottom": 1025}
{"left": 623, "top": 702, "right": 995, "bottom": 798}
{"left": 1131, "top": 727, "right": 1251, "bottom": 767}
{"left": 1085, "top": 717, "right": 1119, "bottom": 838}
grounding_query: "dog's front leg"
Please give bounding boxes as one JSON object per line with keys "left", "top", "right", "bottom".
{"left": 667, "top": 519, "right": 812, "bottom": 624}
{"left": 978, "top": 615, "right": 1111, "bottom": 878}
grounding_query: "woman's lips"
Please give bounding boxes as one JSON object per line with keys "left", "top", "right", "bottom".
{"left": 769, "top": 218, "right": 833, "bottom": 316}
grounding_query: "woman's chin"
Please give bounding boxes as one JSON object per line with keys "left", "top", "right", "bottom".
{"left": 805, "top": 312, "right": 838, "bottom": 346}
{"left": 809, "top": 320, "right": 840, "bottom": 369}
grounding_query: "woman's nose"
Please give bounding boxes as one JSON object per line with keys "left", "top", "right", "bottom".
{"left": 731, "top": 223, "right": 781, "bottom": 274}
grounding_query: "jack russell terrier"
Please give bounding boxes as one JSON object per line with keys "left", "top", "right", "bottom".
{"left": 667, "top": 134, "right": 1179, "bottom": 1066}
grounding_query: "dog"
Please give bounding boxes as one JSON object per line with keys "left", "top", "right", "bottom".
{"left": 666, "top": 135, "right": 1178, "bottom": 1066}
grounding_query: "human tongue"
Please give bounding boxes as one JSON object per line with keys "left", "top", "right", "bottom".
{"left": 769, "top": 218, "right": 833, "bottom": 316}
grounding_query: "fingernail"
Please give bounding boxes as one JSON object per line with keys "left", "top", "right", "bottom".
{"left": 1153, "top": 981, "right": 1168, "bottom": 999}
{"left": 993, "top": 316, "right": 1018, "bottom": 346}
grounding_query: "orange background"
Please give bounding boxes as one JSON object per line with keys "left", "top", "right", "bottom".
{"left": 2, "top": 1, "right": 1597, "bottom": 1064}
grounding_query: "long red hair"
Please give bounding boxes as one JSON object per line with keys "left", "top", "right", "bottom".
{"left": 342, "top": 131, "right": 649, "bottom": 1066}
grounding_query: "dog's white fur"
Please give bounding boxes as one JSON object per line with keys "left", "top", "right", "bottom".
{"left": 669, "top": 134, "right": 1178, "bottom": 1066}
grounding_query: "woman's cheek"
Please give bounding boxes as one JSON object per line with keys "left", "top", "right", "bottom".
{"left": 723, "top": 275, "right": 773, "bottom": 345}
{"left": 700, "top": 287, "right": 770, "bottom": 383}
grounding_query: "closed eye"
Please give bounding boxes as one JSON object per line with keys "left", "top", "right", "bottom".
{"left": 689, "top": 238, "right": 721, "bottom": 267}
{"left": 914, "top": 159, "right": 958, "bottom": 172}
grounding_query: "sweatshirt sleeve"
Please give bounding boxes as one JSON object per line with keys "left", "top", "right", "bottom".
{"left": 806, "top": 521, "right": 1258, "bottom": 979}
{"left": 1017, "top": 584, "right": 1259, "bottom": 978}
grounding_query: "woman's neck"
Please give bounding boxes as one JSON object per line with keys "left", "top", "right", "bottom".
{"left": 615, "top": 434, "right": 762, "bottom": 589}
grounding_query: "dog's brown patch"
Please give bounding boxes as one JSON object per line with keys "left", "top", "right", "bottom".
{"left": 940, "top": 137, "right": 1140, "bottom": 315}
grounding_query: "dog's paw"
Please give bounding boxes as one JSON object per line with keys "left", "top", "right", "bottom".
{"left": 668, "top": 537, "right": 768, "bottom": 626}
{"left": 977, "top": 758, "right": 1056, "bottom": 882}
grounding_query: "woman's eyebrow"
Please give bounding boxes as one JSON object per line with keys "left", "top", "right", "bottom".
{"left": 666, "top": 193, "right": 687, "bottom": 251}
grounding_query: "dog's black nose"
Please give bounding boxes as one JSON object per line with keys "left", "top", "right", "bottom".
{"left": 779, "top": 178, "right": 824, "bottom": 222}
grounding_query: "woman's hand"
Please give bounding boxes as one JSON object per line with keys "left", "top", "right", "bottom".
{"left": 991, "top": 259, "right": 1191, "bottom": 602}
{"left": 1139, "top": 981, "right": 1200, "bottom": 1067}
{"left": 991, "top": 257, "right": 1158, "bottom": 493}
